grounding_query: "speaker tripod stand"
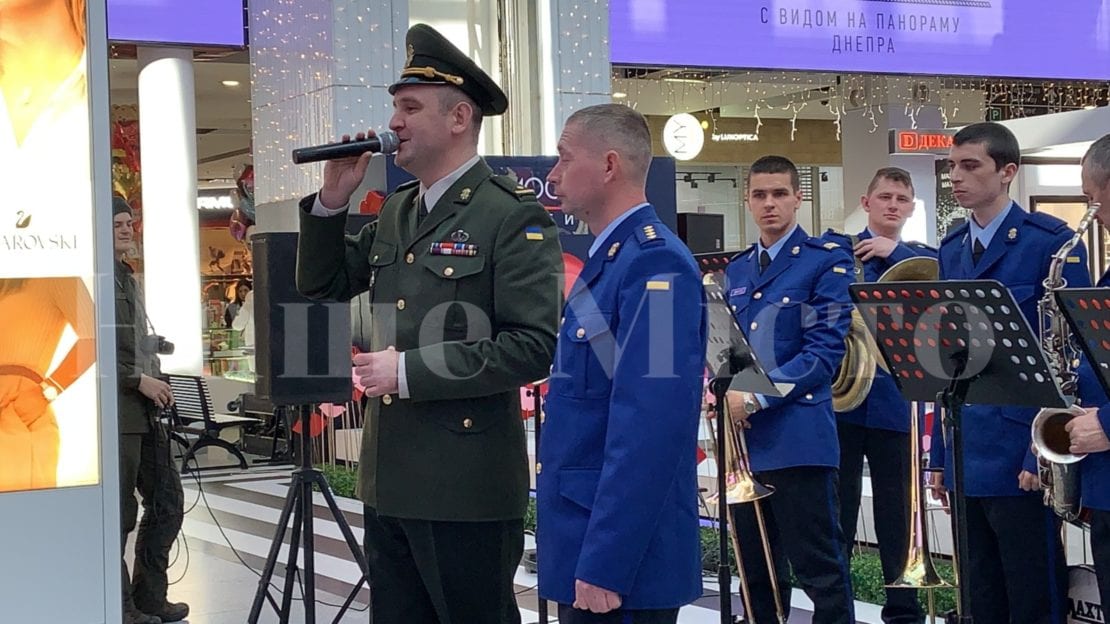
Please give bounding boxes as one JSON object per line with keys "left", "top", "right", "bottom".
{"left": 247, "top": 404, "right": 371, "bottom": 624}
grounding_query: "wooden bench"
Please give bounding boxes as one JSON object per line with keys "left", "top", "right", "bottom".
{"left": 166, "top": 374, "right": 257, "bottom": 471}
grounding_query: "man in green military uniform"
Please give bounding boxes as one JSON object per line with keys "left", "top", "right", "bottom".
{"left": 113, "top": 196, "right": 189, "bottom": 624}
{"left": 296, "top": 23, "right": 562, "bottom": 624}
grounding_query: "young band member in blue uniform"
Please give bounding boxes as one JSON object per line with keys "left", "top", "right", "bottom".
{"left": 537, "top": 104, "right": 708, "bottom": 624}
{"left": 928, "top": 122, "right": 1092, "bottom": 624}
{"left": 1073, "top": 133, "right": 1110, "bottom": 608}
{"left": 725, "top": 155, "right": 856, "bottom": 623}
{"left": 823, "top": 167, "right": 935, "bottom": 624}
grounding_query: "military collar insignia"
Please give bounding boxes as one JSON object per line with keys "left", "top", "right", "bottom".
{"left": 791, "top": 246, "right": 800, "bottom": 255}
{"left": 460, "top": 188, "right": 472, "bottom": 201}
{"left": 607, "top": 242, "right": 621, "bottom": 258}
{"left": 1007, "top": 227, "right": 1017, "bottom": 240}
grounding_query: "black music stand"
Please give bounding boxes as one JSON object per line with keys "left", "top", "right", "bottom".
{"left": 1056, "top": 288, "right": 1110, "bottom": 398}
{"left": 850, "top": 279, "right": 1069, "bottom": 623}
{"left": 704, "top": 276, "right": 792, "bottom": 624}
{"left": 528, "top": 380, "right": 549, "bottom": 624}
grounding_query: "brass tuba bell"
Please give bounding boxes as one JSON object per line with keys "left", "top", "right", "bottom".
{"left": 831, "top": 256, "right": 939, "bottom": 412}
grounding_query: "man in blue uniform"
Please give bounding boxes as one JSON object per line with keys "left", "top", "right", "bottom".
{"left": 823, "top": 167, "right": 935, "bottom": 624}
{"left": 537, "top": 104, "right": 708, "bottom": 624}
{"left": 1072, "top": 133, "right": 1110, "bottom": 606}
{"left": 725, "top": 155, "right": 856, "bottom": 623}
{"left": 928, "top": 122, "right": 1091, "bottom": 624}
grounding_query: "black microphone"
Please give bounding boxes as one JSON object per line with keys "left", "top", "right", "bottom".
{"left": 291, "top": 130, "right": 400, "bottom": 164}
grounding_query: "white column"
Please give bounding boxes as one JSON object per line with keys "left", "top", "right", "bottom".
{"left": 137, "top": 47, "right": 202, "bottom": 374}
{"left": 250, "top": 0, "right": 407, "bottom": 220}
{"left": 537, "top": 0, "right": 611, "bottom": 153}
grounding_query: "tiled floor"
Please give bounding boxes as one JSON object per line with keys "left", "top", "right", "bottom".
{"left": 133, "top": 455, "right": 895, "bottom": 623}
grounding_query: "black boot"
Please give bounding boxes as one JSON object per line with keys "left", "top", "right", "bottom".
{"left": 123, "top": 600, "right": 161, "bottom": 624}
{"left": 145, "top": 601, "right": 189, "bottom": 623}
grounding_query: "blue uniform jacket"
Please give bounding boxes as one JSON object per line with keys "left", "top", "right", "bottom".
{"left": 822, "top": 229, "right": 937, "bottom": 433}
{"left": 724, "top": 226, "right": 854, "bottom": 471}
{"left": 537, "top": 205, "right": 708, "bottom": 609}
{"left": 1077, "top": 269, "right": 1110, "bottom": 511}
{"left": 930, "top": 205, "right": 1092, "bottom": 497}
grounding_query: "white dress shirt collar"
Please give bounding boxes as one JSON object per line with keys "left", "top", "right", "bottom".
{"left": 419, "top": 154, "right": 482, "bottom": 212}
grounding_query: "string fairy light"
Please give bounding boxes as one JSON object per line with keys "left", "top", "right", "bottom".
{"left": 249, "top": 0, "right": 615, "bottom": 203}
{"left": 789, "top": 102, "right": 805, "bottom": 141}
{"left": 249, "top": 0, "right": 407, "bottom": 204}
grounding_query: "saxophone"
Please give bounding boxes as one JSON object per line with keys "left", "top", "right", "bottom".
{"left": 1031, "top": 202, "right": 1100, "bottom": 522}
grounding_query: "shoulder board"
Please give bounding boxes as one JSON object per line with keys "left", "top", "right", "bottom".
{"left": 909, "top": 241, "right": 937, "bottom": 253}
{"left": 729, "top": 244, "right": 757, "bottom": 263}
{"left": 1025, "top": 210, "right": 1070, "bottom": 234}
{"left": 395, "top": 179, "right": 419, "bottom": 193}
{"left": 384, "top": 179, "right": 420, "bottom": 208}
{"left": 635, "top": 223, "right": 666, "bottom": 247}
{"left": 822, "top": 228, "right": 851, "bottom": 243}
{"left": 489, "top": 174, "right": 537, "bottom": 201}
{"left": 804, "top": 237, "right": 840, "bottom": 251}
{"left": 941, "top": 222, "right": 969, "bottom": 246}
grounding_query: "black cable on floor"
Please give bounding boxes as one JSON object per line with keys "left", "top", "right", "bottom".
{"left": 184, "top": 448, "right": 369, "bottom": 613}
{"left": 166, "top": 452, "right": 204, "bottom": 585}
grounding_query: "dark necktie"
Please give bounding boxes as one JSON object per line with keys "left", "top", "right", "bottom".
{"left": 417, "top": 195, "right": 430, "bottom": 225}
{"left": 759, "top": 250, "right": 772, "bottom": 273}
{"left": 972, "top": 238, "right": 985, "bottom": 265}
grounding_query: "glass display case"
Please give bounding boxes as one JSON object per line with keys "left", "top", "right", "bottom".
{"left": 202, "top": 275, "right": 252, "bottom": 377}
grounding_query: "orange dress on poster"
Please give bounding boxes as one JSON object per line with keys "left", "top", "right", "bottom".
{"left": 0, "top": 278, "right": 95, "bottom": 491}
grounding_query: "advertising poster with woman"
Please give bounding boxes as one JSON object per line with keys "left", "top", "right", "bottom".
{"left": 0, "top": 0, "right": 99, "bottom": 492}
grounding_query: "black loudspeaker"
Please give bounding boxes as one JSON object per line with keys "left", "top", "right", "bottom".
{"left": 251, "top": 232, "right": 352, "bottom": 405}
{"left": 678, "top": 213, "right": 724, "bottom": 254}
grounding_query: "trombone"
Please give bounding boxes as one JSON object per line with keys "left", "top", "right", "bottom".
{"left": 705, "top": 394, "right": 787, "bottom": 624}
{"left": 872, "top": 257, "right": 954, "bottom": 620}
{"left": 886, "top": 401, "right": 952, "bottom": 621}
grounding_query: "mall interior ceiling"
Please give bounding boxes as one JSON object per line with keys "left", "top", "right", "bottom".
{"left": 104, "top": 43, "right": 1110, "bottom": 190}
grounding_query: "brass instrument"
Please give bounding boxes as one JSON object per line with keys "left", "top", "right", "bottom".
{"left": 1031, "top": 201, "right": 1100, "bottom": 522}
{"left": 859, "top": 258, "right": 953, "bottom": 610}
{"left": 704, "top": 395, "right": 786, "bottom": 623}
{"left": 888, "top": 403, "right": 953, "bottom": 597}
{"left": 832, "top": 234, "right": 877, "bottom": 413}
{"left": 832, "top": 309, "right": 878, "bottom": 412}
{"left": 833, "top": 255, "right": 939, "bottom": 412}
